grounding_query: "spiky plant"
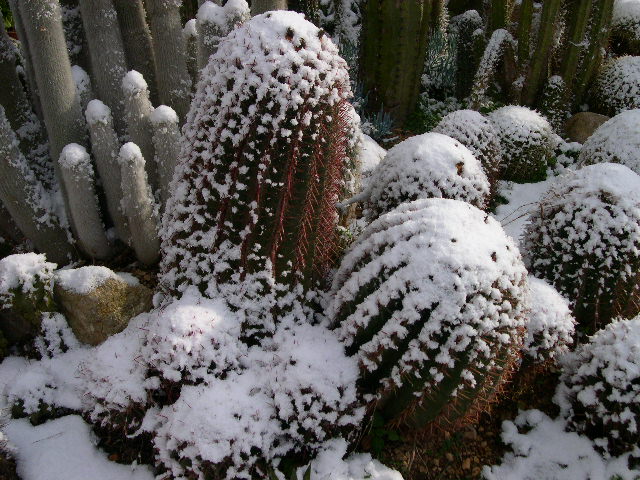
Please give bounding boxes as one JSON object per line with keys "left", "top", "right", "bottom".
{"left": 330, "top": 198, "right": 528, "bottom": 433}
{"left": 523, "top": 163, "right": 640, "bottom": 334}
{"left": 160, "top": 11, "right": 355, "bottom": 333}
{"left": 611, "top": 0, "right": 640, "bottom": 55}
{"left": 591, "top": 56, "right": 640, "bottom": 117}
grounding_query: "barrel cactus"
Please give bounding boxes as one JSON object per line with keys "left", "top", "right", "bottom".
{"left": 612, "top": 0, "right": 640, "bottom": 55}
{"left": 488, "top": 106, "right": 557, "bottom": 183}
{"left": 330, "top": 198, "right": 528, "bottom": 432}
{"left": 523, "top": 163, "right": 640, "bottom": 334}
{"left": 592, "top": 56, "right": 640, "bottom": 116}
{"left": 578, "top": 109, "right": 640, "bottom": 173}
{"left": 160, "top": 11, "right": 355, "bottom": 332}
{"left": 557, "top": 316, "right": 640, "bottom": 458}
{"left": 432, "top": 109, "right": 503, "bottom": 199}
{"left": 365, "top": 132, "right": 490, "bottom": 218}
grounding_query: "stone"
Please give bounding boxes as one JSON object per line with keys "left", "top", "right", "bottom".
{"left": 565, "top": 112, "right": 610, "bottom": 144}
{"left": 53, "top": 266, "right": 152, "bottom": 345}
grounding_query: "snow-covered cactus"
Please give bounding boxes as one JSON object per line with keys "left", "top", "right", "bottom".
{"left": 183, "top": 19, "right": 198, "bottom": 88}
{"left": 523, "top": 163, "right": 640, "bottom": 334}
{"left": 488, "top": 106, "right": 557, "bottom": 182}
{"left": 451, "top": 9, "right": 484, "bottom": 98}
{"left": 85, "top": 100, "right": 130, "bottom": 244}
{"left": 612, "top": 0, "right": 640, "bottom": 55}
{"left": 145, "top": 0, "right": 192, "bottom": 122}
{"left": 365, "top": 132, "right": 490, "bottom": 218}
{"left": 150, "top": 106, "right": 181, "bottom": 209}
{"left": 592, "top": 56, "right": 640, "bottom": 116}
{"left": 538, "top": 75, "right": 570, "bottom": 133}
{"left": 78, "top": 0, "right": 128, "bottom": 136}
{"left": 58, "top": 144, "right": 112, "bottom": 260}
{"left": 112, "top": 0, "right": 158, "bottom": 103}
{"left": 330, "top": 198, "right": 528, "bottom": 432}
{"left": 524, "top": 276, "right": 575, "bottom": 365}
{"left": 578, "top": 109, "right": 640, "bottom": 173}
{"left": 433, "top": 109, "right": 503, "bottom": 199}
{"left": 160, "top": 12, "right": 354, "bottom": 309}
{"left": 118, "top": 143, "right": 160, "bottom": 266}
{"left": 71, "top": 66, "right": 94, "bottom": 116}
{"left": 557, "top": 316, "right": 640, "bottom": 458}
{"left": 122, "top": 71, "right": 157, "bottom": 191}
{"left": 251, "top": 0, "right": 288, "bottom": 16}
{"left": 0, "top": 108, "right": 73, "bottom": 265}
{"left": 197, "top": 0, "right": 250, "bottom": 71}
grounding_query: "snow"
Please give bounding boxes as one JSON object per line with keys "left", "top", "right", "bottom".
{"left": 71, "top": 65, "right": 91, "bottom": 99}
{"left": 359, "top": 134, "right": 386, "bottom": 178}
{"left": 150, "top": 105, "right": 179, "bottom": 125}
{"left": 613, "top": 0, "right": 640, "bottom": 38}
{"left": 594, "top": 56, "right": 640, "bottom": 115}
{"left": 118, "top": 142, "right": 145, "bottom": 166}
{"left": 58, "top": 144, "right": 93, "bottom": 180}
{"left": 524, "top": 277, "right": 575, "bottom": 364}
{"left": 122, "top": 70, "right": 148, "bottom": 97}
{"left": 85, "top": 99, "right": 112, "bottom": 125}
{"left": 0, "top": 253, "right": 56, "bottom": 307}
{"left": 483, "top": 409, "right": 638, "bottom": 480}
{"left": 4, "top": 416, "right": 153, "bottom": 480}
{"left": 578, "top": 109, "right": 640, "bottom": 173}
{"left": 55, "top": 266, "right": 133, "bottom": 294}
{"left": 365, "top": 132, "right": 490, "bottom": 217}
{"left": 34, "top": 312, "right": 80, "bottom": 359}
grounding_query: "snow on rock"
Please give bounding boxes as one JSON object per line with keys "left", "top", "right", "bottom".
{"left": 0, "top": 253, "right": 56, "bottom": 308}
{"left": 524, "top": 277, "right": 575, "bottom": 364}
{"left": 359, "top": 134, "right": 386, "bottom": 185}
{"left": 365, "top": 132, "right": 490, "bottom": 217}
{"left": 482, "top": 409, "right": 638, "bottom": 480}
{"left": 55, "top": 265, "right": 137, "bottom": 295}
{"left": 578, "top": 109, "right": 640, "bottom": 173}
{"left": 593, "top": 56, "right": 640, "bottom": 116}
{"left": 556, "top": 316, "right": 640, "bottom": 457}
{"left": 5, "top": 416, "right": 153, "bottom": 480}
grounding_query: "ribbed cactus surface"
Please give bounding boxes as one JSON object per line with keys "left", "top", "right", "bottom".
{"left": 330, "top": 198, "right": 528, "bottom": 432}
{"left": 160, "top": 12, "right": 354, "bottom": 316}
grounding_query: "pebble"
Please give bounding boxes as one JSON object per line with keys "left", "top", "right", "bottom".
{"left": 462, "top": 458, "right": 471, "bottom": 470}
{"left": 445, "top": 453, "right": 454, "bottom": 462}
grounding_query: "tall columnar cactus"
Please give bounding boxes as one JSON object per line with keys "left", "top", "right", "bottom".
{"left": 183, "top": 19, "right": 199, "bottom": 88}
{"left": 516, "top": 0, "right": 534, "bottom": 68}
{"left": 359, "top": 0, "right": 438, "bottom": 126}
{"left": 17, "top": 0, "right": 87, "bottom": 178}
{"left": 330, "top": 198, "right": 528, "bottom": 432}
{"left": 487, "top": 0, "right": 513, "bottom": 32}
{"left": 58, "top": 144, "right": 112, "bottom": 260}
{"left": 78, "top": 0, "right": 129, "bottom": 137}
{"left": 451, "top": 9, "right": 484, "bottom": 99}
{"left": 197, "top": 0, "right": 250, "bottom": 71}
{"left": 251, "top": 0, "right": 288, "bottom": 16}
{"left": 122, "top": 71, "right": 157, "bottom": 191}
{"left": 150, "top": 106, "right": 181, "bottom": 209}
{"left": 0, "top": 107, "right": 74, "bottom": 265}
{"left": 112, "top": 0, "right": 158, "bottom": 104}
{"left": 146, "top": 0, "right": 192, "bottom": 122}
{"left": 118, "top": 143, "right": 160, "bottom": 265}
{"left": 558, "top": 0, "right": 593, "bottom": 93}
{"left": 85, "top": 100, "right": 130, "bottom": 244}
{"left": 160, "top": 12, "right": 354, "bottom": 327}
{"left": 71, "top": 66, "right": 95, "bottom": 116}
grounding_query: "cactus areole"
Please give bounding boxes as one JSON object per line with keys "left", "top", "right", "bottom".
{"left": 160, "top": 12, "right": 354, "bottom": 300}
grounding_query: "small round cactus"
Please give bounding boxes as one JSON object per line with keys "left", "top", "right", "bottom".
{"left": 488, "top": 105, "right": 557, "bottom": 183}
{"left": 523, "top": 163, "right": 640, "bottom": 334}
{"left": 557, "top": 316, "right": 640, "bottom": 458}
{"left": 578, "top": 109, "right": 640, "bottom": 173}
{"left": 365, "top": 132, "right": 490, "bottom": 218}
{"left": 433, "top": 109, "right": 503, "bottom": 198}
{"left": 524, "top": 276, "right": 575, "bottom": 365}
{"left": 612, "top": 1, "right": 640, "bottom": 55}
{"left": 592, "top": 56, "right": 640, "bottom": 116}
{"left": 331, "top": 198, "right": 528, "bottom": 432}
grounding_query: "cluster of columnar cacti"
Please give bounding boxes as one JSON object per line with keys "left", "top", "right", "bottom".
{"left": 330, "top": 198, "right": 528, "bottom": 432}
{"left": 160, "top": 11, "right": 356, "bottom": 332}
{"left": 523, "top": 163, "right": 640, "bottom": 334}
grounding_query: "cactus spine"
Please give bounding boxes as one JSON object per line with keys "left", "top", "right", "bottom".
{"left": 122, "top": 71, "right": 157, "bottom": 192}
{"left": 150, "top": 106, "right": 181, "bottom": 210}
{"left": 78, "top": 0, "right": 129, "bottom": 137}
{"left": 146, "top": 0, "right": 192, "bottom": 122}
{"left": 251, "top": 0, "right": 288, "bottom": 16}
{"left": 0, "top": 107, "right": 74, "bottom": 265}
{"left": 118, "top": 143, "right": 160, "bottom": 265}
{"left": 112, "top": 0, "right": 158, "bottom": 104}
{"left": 85, "top": 100, "right": 130, "bottom": 244}
{"left": 58, "top": 144, "right": 112, "bottom": 260}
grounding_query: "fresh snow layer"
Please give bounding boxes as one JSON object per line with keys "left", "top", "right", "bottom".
{"left": 614, "top": 0, "right": 640, "bottom": 36}
{"left": 122, "top": 70, "right": 149, "bottom": 96}
{"left": 55, "top": 265, "right": 138, "bottom": 294}
{"left": 150, "top": 105, "right": 179, "bottom": 125}
{"left": 0, "top": 253, "right": 56, "bottom": 306}
{"left": 5, "top": 416, "right": 153, "bottom": 480}
{"left": 85, "top": 99, "right": 112, "bottom": 125}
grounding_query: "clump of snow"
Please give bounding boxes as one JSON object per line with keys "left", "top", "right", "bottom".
{"left": 149, "top": 105, "right": 178, "bottom": 125}
{"left": 359, "top": 134, "right": 386, "bottom": 186}
{"left": 470, "top": 29, "right": 516, "bottom": 108}
{"left": 121, "top": 70, "right": 148, "bottom": 97}
{"left": 118, "top": 142, "right": 145, "bottom": 166}
{"left": 183, "top": 18, "right": 197, "bottom": 37}
{"left": 524, "top": 277, "right": 575, "bottom": 364}
{"left": 331, "top": 198, "right": 528, "bottom": 426}
{"left": 578, "top": 109, "right": 640, "bottom": 173}
{"left": 58, "top": 143, "right": 93, "bottom": 180}
{"left": 34, "top": 312, "right": 80, "bottom": 359}
{"left": 55, "top": 266, "right": 126, "bottom": 294}
{"left": 365, "top": 132, "right": 490, "bottom": 218}
{"left": 488, "top": 106, "right": 557, "bottom": 182}
{"left": 483, "top": 409, "right": 638, "bottom": 480}
{"left": 556, "top": 316, "right": 640, "bottom": 458}
{"left": 0, "top": 253, "right": 56, "bottom": 308}
{"left": 71, "top": 65, "right": 91, "bottom": 99}
{"left": 522, "top": 163, "right": 640, "bottom": 332}
{"left": 433, "top": 109, "right": 503, "bottom": 185}
{"left": 593, "top": 56, "right": 640, "bottom": 116}
{"left": 85, "top": 99, "right": 112, "bottom": 126}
